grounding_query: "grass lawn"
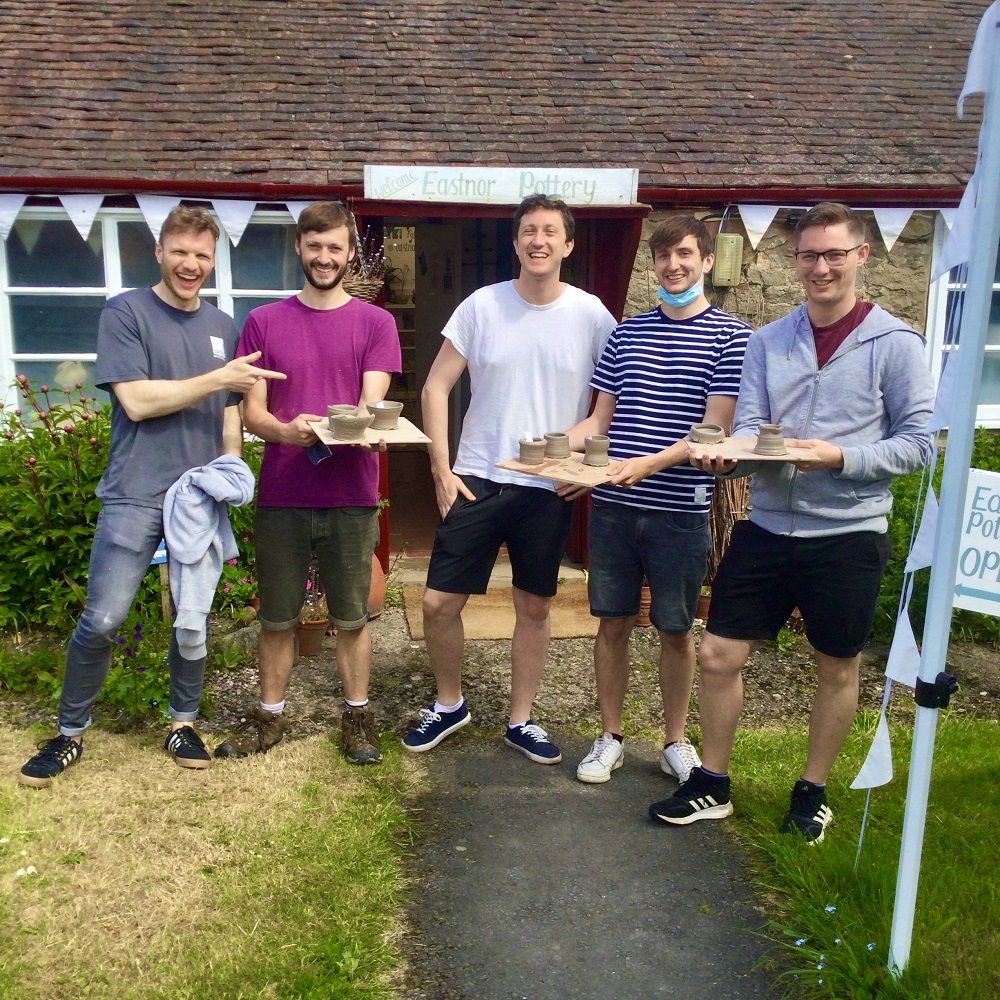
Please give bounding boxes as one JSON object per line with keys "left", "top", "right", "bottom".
{"left": 0, "top": 726, "right": 417, "bottom": 1000}
{"left": 730, "top": 713, "right": 999, "bottom": 999}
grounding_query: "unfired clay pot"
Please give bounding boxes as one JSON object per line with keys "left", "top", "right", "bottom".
{"left": 367, "top": 400, "right": 403, "bottom": 430}
{"left": 543, "top": 432, "right": 570, "bottom": 459}
{"left": 330, "top": 412, "right": 374, "bottom": 441}
{"left": 583, "top": 434, "right": 610, "bottom": 466}
{"left": 519, "top": 438, "right": 546, "bottom": 464}
{"left": 754, "top": 424, "right": 787, "bottom": 456}
{"left": 328, "top": 404, "right": 357, "bottom": 419}
{"left": 688, "top": 423, "right": 726, "bottom": 445}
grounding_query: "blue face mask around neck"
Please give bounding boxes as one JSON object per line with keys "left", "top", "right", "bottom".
{"left": 657, "top": 283, "right": 703, "bottom": 308}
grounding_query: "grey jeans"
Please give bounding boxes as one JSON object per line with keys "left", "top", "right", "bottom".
{"left": 58, "top": 502, "right": 206, "bottom": 736}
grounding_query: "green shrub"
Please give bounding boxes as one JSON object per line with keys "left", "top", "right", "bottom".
{"left": 876, "top": 427, "right": 1000, "bottom": 646}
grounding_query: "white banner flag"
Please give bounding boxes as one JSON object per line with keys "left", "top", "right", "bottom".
{"left": 871, "top": 208, "right": 914, "bottom": 253}
{"left": 736, "top": 204, "right": 780, "bottom": 250}
{"left": 212, "top": 199, "right": 257, "bottom": 246}
{"left": 58, "top": 194, "right": 105, "bottom": 241}
{"left": 0, "top": 193, "right": 27, "bottom": 241}
{"left": 137, "top": 195, "right": 182, "bottom": 241}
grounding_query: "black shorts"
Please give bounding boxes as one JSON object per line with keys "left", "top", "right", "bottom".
{"left": 706, "top": 520, "right": 891, "bottom": 659}
{"left": 426, "top": 475, "right": 573, "bottom": 597}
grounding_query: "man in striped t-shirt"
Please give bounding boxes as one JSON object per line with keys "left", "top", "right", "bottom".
{"left": 566, "top": 216, "right": 751, "bottom": 788}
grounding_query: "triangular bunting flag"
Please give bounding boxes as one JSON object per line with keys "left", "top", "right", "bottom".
{"left": 58, "top": 194, "right": 105, "bottom": 241}
{"left": 905, "top": 488, "right": 939, "bottom": 572}
{"left": 933, "top": 172, "right": 977, "bottom": 279}
{"left": 212, "top": 199, "right": 257, "bottom": 246}
{"left": 929, "top": 350, "right": 960, "bottom": 432}
{"left": 0, "top": 193, "right": 27, "bottom": 241}
{"left": 851, "top": 710, "right": 894, "bottom": 789}
{"left": 939, "top": 208, "right": 957, "bottom": 230}
{"left": 137, "top": 195, "right": 182, "bottom": 241}
{"left": 285, "top": 201, "right": 311, "bottom": 223}
{"left": 885, "top": 609, "right": 921, "bottom": 687}
{"left": 871, "top": 208, "right": 914, "bottom": 253}
{"left": 736, "top": 204, "right": 780, "bottom": 250}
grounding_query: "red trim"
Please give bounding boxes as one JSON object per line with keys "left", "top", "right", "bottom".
{"left": 376, "top": 450, "right": 390, "bottom": 573}
{"left": 0, "top": 176, "right": 964, "bottom": 208}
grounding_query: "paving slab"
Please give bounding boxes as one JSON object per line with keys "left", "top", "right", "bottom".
{"left": 404, "top": 734, "right": 777, "bottom": 1000}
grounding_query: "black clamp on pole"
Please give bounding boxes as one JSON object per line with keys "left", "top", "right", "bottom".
{"left": 914, "top": 671, "right": 959, "bottom": 710}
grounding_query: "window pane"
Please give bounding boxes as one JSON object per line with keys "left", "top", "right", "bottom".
{"left": 945, "top": 290, "right": 1000, "bottom": 346}
{"left": 981, "top": 352, "right": 1000, "bottom": 405}
{"left": 118, "top": 221, "right": 160, "bottom": 288}
{"left": 10, "top": 295, "right": 103, "bottom": 353}
{"left": 12, "top": 362, "right": 110, "bottom": 410}
{"left": 7, "top": 219, "right": 104, "bottom": 287}
{"left": 231, "top": 225, "right": 299, "bottom": 290}
{"left": 232, "top": 296, "right": 286, "bottom": 330}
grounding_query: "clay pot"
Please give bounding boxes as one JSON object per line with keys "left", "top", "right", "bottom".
{"left": 519, "top": 437, "right": 546, "bottom": 464}
{"left": 330, "top": 412, "right": 374, "bottom": 441}
{"left": 296, "top": 618, "right": 327, "bottom": 657}
{"left": 543, "top": 432, "right": 570, "bottom": 459}
{"left": 754, "top": 424, "right": 787, "bottom": 456}
{"left": 367, "top": 400, "right": 403, "bottom": 430}
{"left": 583, "top": 434, "right": 610, "bottom": 467}
{"left": 328, "top": 403, "right": 357, "bottom": 418}
{"left": 688, "top": 423, "right": 726, "bottom": 444}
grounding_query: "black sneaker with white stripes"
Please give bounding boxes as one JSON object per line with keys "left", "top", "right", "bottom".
{"left": 18, "top": 734, "right": 83, "bottom": 788}
{"left": 779, "top": 779, "right": 833, "bottom": 843}
{"left": 649, "top": 767, "right": 733, "bottom": 825}
{"left": 164, "top": 726, "right": 212, "bottom": 769}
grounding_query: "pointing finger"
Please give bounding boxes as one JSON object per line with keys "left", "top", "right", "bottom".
{"left": 255, "top": 367, "right": 287, "bottom": 381}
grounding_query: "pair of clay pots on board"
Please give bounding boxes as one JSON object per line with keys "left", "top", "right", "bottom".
{"left": 327, "top": 401, "right": 403, "bottom": 441}
{"left": 688, "top": 422, "right": 786, "bottom": 456}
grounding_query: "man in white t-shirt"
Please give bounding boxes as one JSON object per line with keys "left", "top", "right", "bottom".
{"left": 402, "top": 194, "right": 616, "bottom": 763}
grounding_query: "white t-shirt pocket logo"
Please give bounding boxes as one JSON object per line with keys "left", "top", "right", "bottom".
{"left": 210, "top": 336, "right": 226, "bottom": 360}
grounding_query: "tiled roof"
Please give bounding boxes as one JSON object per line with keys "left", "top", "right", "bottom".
{"left": 0, "top": 0, "right": 984, "bottom": 192}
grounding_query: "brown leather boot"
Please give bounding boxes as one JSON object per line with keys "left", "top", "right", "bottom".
{"left": 340, "top": 706, "right": 382, "bottom": 765}
{"left": 213, "top": 707, "right": 287, "bottom": 759}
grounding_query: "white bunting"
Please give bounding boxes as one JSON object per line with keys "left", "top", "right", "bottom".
{"left": 933, "top": 170, "right": 977, "bottom": 279}
{"left": 137, "top": 194, "right": 182, "bottom": 241}
{"left": 736, "top": 204, "right": 780, "bottom": 250}
{"left": 939, "top": 208, "right": 957, "bottom": 230}
{"left": 212, "top": 199, "right": 257, "bottom": 246}
{"left": 929, "top": 350, "right": 960, "bottom": 432}
{"left": 58, "top": 194, "right": 105, "bottom": 241}
{"left": 0, "top": 193, "right": 27, "bottom": 241}
{"left": 871, "top": 208, "right": 914, "bottom": 253}
{"left": 905, "top": 488, "right": 939, "bottom": 572}
{"left": 285, "top": 201, "right": 311, "bottom": 223}
{"left": 851, "top": 710, "right": 894, "bottom": 789}
{"left": 885, "top": 610, "right": 921, "bottom": 687}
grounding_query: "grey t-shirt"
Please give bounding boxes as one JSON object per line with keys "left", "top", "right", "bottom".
{"left": 94, "top": 287, "right": 239, "bottom": 508}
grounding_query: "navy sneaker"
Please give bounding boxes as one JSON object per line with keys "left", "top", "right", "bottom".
{"left": 18, "top": 734, "right": 83, "bottom": 788}
{"left": 504, "top": 721, "right": 562, "bottom": 764}
{"left": 649, "top": 767, "right": 733, "bottom": 825}
{"left": 402, "top": 702, "right": 471, "bottom": 752}
{"left": 780, "top": 780, "right": 833, "bottom": 843}
{"left": 164, "top": 726, "right": 212, "bottom": 769}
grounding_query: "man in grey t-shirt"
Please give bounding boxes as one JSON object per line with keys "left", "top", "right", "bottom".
{"left": 18, "top": 205, "right": 283, "bottom": 789}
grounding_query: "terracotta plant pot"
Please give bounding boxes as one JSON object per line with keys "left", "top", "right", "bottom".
{"left": 696, "top": 590, "right": 711, "bottom": 621}
{"left": 296, "top": 618, "right": 327, "bottom": 657}
{"left": 635, "top": 581, "right": 652, "bottom": 628}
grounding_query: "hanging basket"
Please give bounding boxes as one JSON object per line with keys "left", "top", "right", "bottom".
{"left": 342, "top": 275, "right": 385, "bottom": 303}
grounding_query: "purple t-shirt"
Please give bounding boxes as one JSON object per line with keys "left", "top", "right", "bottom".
{"left": 238, "top": 295, "right": 401, "bottom": 508}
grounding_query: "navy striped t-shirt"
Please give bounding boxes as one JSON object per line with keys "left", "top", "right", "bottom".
{"left": 591, "top": 304, "right": 751, "bottom": 512}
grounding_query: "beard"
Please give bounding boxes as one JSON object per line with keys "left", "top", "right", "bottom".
{"left": 301, "top": 257, "right": 348, "bottom": 291}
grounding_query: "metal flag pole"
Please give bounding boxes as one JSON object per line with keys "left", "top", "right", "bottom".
{"left": 887, "top": 21, "right": 1000, "bottom": 977}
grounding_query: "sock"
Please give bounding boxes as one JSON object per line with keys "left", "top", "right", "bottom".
{"left": 508, "top": 719, "right": 529, "bottom": 730}
{"left": 434, "top": 698, "right": 464, "bottom": 714}
{"left": 609, "top": 733, "right": 623, "bottom": 744}
{"left": 698, "top": 765, "right": 728, "bottom": 780}
{"left": 796, "top": 777, "right": 826, "bottom": 792}
{"left": 261, "top": 700, "right": 285, "bottom": 715}
{"left": 345, "top": 698, "right": 369, "bottom": 709}
{"left": 663, "top": 740, "right": 677, "bottom": 749}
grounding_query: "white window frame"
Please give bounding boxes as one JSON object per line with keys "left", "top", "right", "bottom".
{"left": 0, "top": 205, "right": 299, "bottom": 407}
{"left": 926, "top": 212, "right": 1000, "bottom": 428}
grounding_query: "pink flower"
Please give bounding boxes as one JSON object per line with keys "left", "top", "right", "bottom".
{"left": 15, "top": 374, "right": 27, "bottom": 385}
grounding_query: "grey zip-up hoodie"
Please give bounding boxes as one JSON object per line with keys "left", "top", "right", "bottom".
{"left": 729, "top": 303, "right": 935, "bottom": 537}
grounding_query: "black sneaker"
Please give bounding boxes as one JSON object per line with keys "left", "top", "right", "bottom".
{"left": 18, "top": 734, "right": 83, "bottom": 788}
{"left": 649, "top": 767, "right": 734, "bottom": 825}
{"left": 164, "top": 726, "right": 212, "bottom": 770}
{"left": 504, "top": 721, "right": 562, "bottom": 764}
{"left": 780, "top": 780, "right": 833, "bottom": 843}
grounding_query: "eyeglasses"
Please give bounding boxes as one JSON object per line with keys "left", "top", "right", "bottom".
{"left": 793, "top": 244, "right": 864, "bottom": 266}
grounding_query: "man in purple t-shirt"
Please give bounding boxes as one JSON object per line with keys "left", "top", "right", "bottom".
{"left": 214, "top": 201, "right": 401, "bottom": 766}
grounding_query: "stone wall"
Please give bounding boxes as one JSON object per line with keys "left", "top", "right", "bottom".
{"left": 624, "top": 208, "right": 937, "bottom": 332}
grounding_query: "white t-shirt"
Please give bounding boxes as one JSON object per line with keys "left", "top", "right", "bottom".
{"left": 444, "top": 281, "right": 616, "bottom": 489}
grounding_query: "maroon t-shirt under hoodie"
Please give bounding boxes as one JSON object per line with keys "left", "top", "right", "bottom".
{"left": 811, "top": 299, "right": 874, "bottom": 368}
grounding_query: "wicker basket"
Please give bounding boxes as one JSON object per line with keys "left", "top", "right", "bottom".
{"left": 342, "top": 274, "right": 385, "bottom": 302}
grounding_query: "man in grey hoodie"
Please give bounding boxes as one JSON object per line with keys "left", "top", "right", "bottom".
{"left": 650, "top": 202, "right": 935, "bottom": 842}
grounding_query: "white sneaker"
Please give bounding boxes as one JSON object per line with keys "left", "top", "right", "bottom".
{"left": 660, "top": 739, "right": 702, "bottom": 783}
{"left": 576, "top": 733, "right": 624, "bottom": 784}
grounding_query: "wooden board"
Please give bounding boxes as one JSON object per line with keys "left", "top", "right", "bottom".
{"left": 688, "top": 435, "right": 813, "bottom": 463}
{"left": 496, "top": 452, "right": 614, "bottom": 487}
{"left": 308, "top": 415, "right": 431, "bottom": 446}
